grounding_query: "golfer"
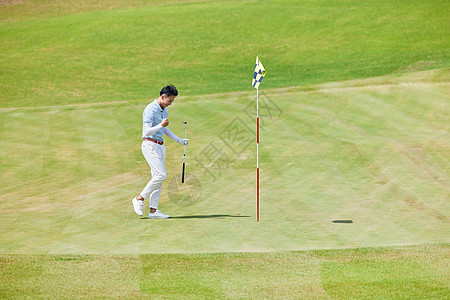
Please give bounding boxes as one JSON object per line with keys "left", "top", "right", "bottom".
{"left": 132, "top": 85, "right": 189, "bottom": 218}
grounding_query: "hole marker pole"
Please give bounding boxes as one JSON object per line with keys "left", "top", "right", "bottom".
{"left": 257, "top": 86, "right": 260, "bottom": 222}
{"left": 253, "top": 55, "right": 265, "bottom": 222}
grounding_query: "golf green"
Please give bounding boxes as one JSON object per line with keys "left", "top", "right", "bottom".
{"left": 0, "top": 0, "right": 448, "bottom": 298}
{"left": 1, "top": 69, "right": 448, "bottom": 254}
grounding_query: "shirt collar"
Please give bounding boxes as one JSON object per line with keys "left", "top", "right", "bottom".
{"left": 154, "top": 99, "right": 165, "bottom": 111}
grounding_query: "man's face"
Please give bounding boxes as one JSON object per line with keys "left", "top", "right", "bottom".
{"left": 160, "top": 94, "right": 176, "bottom": 108}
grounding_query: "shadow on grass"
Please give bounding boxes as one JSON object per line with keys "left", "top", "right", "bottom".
{"left": 141, "top": 214, "right": 250, "bottom": 220}
{"left": 332, "top": 220, "right": 353, "bottom": 223}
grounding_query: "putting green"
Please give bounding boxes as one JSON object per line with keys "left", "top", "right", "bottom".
{"left": 1, "top": 69, "right": 448, "bottom": 254}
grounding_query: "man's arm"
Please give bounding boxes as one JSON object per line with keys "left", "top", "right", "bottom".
{"left": 164, "top": 127, "right": 189, "bottom": 145}
{"left": 143, "top": 118, "right": 169, "bottom": 137}
{"left": 143, "top": 122, "right": 163, "bottom": 137}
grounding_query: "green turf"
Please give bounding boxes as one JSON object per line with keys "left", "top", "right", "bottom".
{"left": 1, "top": 0, "right": 449, "bottom": 298}
{"left": 1, "top": 245, "right": 448, "bottom": 298}
{"left": 1, "top": 0, "right": 449, "bottom": 107}
{"left": 1, "top": 69, "right": 448, "bottom": 254}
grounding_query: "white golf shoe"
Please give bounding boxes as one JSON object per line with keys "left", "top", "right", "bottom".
{"left": 148, "top": 210, "right": 169, "bottom": 219}
{"left": 132, "top": 197, "right": 144, "bottom": 216}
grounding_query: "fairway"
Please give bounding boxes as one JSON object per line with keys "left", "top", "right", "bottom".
{"left": 1, "top": 0, "right": 449, "bottom": 298}
{"left": 1, "top": 245, "right": 448, "bottom": 298}
{"left": 1, "top": 0, "right": 448, "bottom": 107}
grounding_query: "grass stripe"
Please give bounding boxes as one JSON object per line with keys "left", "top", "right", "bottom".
{"left": 1, "top": 1, "right": 448, "bottom": 107}
{"left": 1, "top": 245, "right": 448, "bottom": 298}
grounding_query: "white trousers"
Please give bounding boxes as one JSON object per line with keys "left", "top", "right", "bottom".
{"left": 140, "top": 141, "right": 167, "bottom": 209}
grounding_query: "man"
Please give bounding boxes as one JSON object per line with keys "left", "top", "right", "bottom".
{"left": 132, "top": 85, "right": 189, "bottom": 218}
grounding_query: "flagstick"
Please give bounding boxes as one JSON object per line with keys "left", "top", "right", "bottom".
{"left": 257, "top": 86, "right": 260, "bottom": 222}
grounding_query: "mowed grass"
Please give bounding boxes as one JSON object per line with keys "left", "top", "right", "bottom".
{"left": 1, "top": 245, "right": 448, "bottom": 298}
{"left": 1, "top": 0, "right": 449, "bottom": 298}
{"left": 1, "top": 0, "right": 449, "bottom": 107}
{"left": 1, "top": 69, "right": 448, "bottom": 254}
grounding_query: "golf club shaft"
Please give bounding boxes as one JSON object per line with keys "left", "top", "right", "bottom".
{"left": 182, "top": 122, "right": 187, "bottom": 183}
{"left": 182, "top": 162, "right": 185, "bottom": 183}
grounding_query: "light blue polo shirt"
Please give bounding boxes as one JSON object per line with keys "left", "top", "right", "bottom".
{"left": 142, "top": 99, "right": 168, "bottom": 142}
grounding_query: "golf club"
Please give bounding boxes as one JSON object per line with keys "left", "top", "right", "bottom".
{"left": 182, "top": 121, "right": 187, "bottom": 183}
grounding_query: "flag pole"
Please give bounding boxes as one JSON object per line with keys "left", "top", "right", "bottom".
{"left": 252, "top": 55, "right": 265, "bottom": 222}
{"left": 256, "top": 86, "right": 260, "bottom": 222}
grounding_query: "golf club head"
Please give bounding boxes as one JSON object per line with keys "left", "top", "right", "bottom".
{"left": 182, "top": 121, "right": 187, "bottom": 124}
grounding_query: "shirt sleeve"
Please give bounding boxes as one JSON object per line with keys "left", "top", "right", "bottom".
{"left": 163, "top": 127, "right": 180, "bottom": 142}
{"left": 143, "top": 106, "right": 154, "bottom": 125}
{"left": 143, "top": 123, "right": 163, "bottom": 137}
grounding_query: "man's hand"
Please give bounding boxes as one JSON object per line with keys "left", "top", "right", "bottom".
{"left": 161, "top": 118, "right": 169, "bottom": 127}
{"left": 177, "top": 138, "right": 189, "bottom": 146}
